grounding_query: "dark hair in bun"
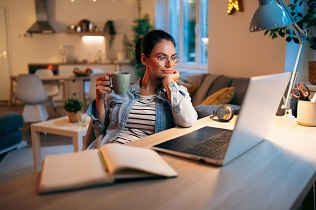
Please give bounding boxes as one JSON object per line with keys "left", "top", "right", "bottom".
{"left": 135, "top": 29, "right": 176, "bottom": 64}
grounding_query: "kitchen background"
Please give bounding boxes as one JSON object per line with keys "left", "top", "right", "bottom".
{"left": 1, "top": 0, "right": 313, "bottom": 102}
{"left": 0, "top": 0, "right": 155, "bottom": 101}
{"left": 6, "top": 0, "right": 154, "bottom": 64}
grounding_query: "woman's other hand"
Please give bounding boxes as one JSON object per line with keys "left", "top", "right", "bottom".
{"left": 162, "top": 70, "right": 180, "bottom": 88}
{"left": 162, "top": 70, "right": 180, "bottom": 102}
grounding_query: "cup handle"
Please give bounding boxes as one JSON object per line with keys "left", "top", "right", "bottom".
{"left": 109, "top": 74, "right": 113, "bottom": 91}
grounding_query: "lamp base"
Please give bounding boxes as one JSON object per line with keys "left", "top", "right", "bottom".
{"left": 282, "top": 108, "right": 295, "bottom": 118}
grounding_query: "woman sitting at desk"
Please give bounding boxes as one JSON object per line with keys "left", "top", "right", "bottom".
{"left": 83, "top": 29, "right": 197, "bottom": 149}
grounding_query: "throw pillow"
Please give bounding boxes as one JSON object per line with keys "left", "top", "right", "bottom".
{"left": 201, "top": 87, "right": 235, "bottom": 105}
{"left": 177, "top": 80, "right": 198, "bottom": 95}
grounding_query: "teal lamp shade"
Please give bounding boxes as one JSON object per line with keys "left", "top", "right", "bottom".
{"left": 249, "top": 0, "right": 292, "bottom": 32}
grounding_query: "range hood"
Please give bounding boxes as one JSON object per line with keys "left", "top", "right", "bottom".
{"left": 27, "top": 0, "right": 55, "bottom": 34}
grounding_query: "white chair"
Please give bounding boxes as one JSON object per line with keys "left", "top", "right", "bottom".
{"left": 15, "top": 74, "right": 49, "bottom": 123}
{"left": 35, "top": 69, "right": 60, "bottom": 115}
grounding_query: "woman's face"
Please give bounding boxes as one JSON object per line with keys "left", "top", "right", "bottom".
{"left": 141, "top": 40, "right": 178, "bottom": 79}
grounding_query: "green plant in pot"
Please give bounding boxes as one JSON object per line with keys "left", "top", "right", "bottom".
{"left": 264, "top": 0, "right": 316, "bottom": 84}
{"left": 63, "top": 97, "right": 83, "bottom": 122}
{"left": 104, "top": 20, "right": 116, "bottom": 61}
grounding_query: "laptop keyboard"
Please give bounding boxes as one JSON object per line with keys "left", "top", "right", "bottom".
{"left": 183, "top": 130, "right": 233, "bottom": 160}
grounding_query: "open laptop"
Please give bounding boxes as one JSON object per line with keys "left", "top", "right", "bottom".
{"left": 153, "top": 73, "right": 290, "bottom": 166}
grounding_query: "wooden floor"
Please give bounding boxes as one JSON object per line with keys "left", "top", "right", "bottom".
{"left": 0, "top": 101, "right": 73, "bottom": 161}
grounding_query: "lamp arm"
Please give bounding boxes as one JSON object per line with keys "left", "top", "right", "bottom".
{"left": 290, "top": 23, "right": 307, "bottom": 43}
{"left": 281, "top": 27, "right": 307, "bottom": 117}
{"left": 275, "top": 0, "right": 308, "bottom": 117}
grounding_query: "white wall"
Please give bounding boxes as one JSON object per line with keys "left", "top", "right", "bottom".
{"left": 208, "top": 0, "right": 287, "bottom": 78}
{"left": 0, "top": 0, "right": 156, "bottom": 76}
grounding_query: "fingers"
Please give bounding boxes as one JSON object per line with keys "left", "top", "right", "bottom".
{"left": 172, "top": 70, "right": 180, "bottom": 82}
{"left": 96, "top": 82, "right": 112, "bottom": 93}
{"left": 96, "top": 75, "right": 110, "bottom": 83}
{"left": 96, "top": 72, "right": 112, "bottom": 96}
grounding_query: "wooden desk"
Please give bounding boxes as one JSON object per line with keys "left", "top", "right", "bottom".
{"left": 1, "top": 116, "right": 316, "bottom": 209}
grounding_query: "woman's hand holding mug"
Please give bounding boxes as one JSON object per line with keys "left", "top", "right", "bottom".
{"left": 96, "top": 71, "right": 131, "bottom": 100}
{"left": 95, "top": 72, "right": 112, "bottom": 101}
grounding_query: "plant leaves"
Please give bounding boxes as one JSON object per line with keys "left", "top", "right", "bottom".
{"left": 286, "top": 36, "right": 292, "bottom": 42}
{"left": 278, "top": 29, "right": 285, "bottom": 37}
{"left": 263, "top": 0, "right": 316, "bottom": 50}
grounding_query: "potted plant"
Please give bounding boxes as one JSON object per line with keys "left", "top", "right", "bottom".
{"left": 63, "top": 97, "right": 83, "bottom": 122}
{"left": 104, "top": 20, "right": 116, "bottom": 61}
{"left": 264, "top": 0, "right": 316, "bottom": 83}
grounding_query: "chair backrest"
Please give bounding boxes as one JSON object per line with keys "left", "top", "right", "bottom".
{"left": 15, "top": 74, "right": 48, "bottom": 104}
{"left": 88, "top": 73, "right": 104, "bottom": 100}
{"left": 35, "top": 69, "right": 59, "bottom": 97}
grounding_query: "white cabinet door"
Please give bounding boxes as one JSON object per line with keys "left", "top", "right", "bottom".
{"left": 64, "top": 79, "right": 84, "bottom": 102}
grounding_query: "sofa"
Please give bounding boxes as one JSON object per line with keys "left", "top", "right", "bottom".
{"left": 178, "top": 72, "right": 249, "bottom": 118}
{"left": 0, "top": 112, "right": 27, "bottom": 154}
{"left": 179, "top": 71, "right": 298, "bottom": 118}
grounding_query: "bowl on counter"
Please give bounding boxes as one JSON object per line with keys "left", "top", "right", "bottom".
{"left": 73, "top": 67, "right": 92, "bottom": 77}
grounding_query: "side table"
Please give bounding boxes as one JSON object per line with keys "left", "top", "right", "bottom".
{"left": 31, "top": 115, "right": 89, "bottom": 172}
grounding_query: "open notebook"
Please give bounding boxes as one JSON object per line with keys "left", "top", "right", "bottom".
{"left": 38, "top": 144, "right": 177, "bottom": 193}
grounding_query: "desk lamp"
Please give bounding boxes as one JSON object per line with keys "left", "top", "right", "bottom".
{"left": 249, "top": 0, "right": 307, "bottom": 118}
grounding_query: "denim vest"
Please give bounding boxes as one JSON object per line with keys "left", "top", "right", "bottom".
{"left": 87, "top": 79, "right": 197, "bottom": 148}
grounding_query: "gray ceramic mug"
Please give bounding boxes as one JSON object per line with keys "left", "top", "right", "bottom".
{"left": 110, "top": 72, "right": 130, "bottom": 95}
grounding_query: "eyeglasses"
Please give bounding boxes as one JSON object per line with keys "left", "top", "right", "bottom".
{"left": 146, "top": 54, "right": 180, "bottom": 65}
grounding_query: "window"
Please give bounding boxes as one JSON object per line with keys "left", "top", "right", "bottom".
{"left": 156, "top": 0, "right": 208, "bottom": 70}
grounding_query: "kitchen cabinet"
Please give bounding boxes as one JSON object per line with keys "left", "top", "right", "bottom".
{"left": 64, "top": 78, "right": 84, "bottom": 101}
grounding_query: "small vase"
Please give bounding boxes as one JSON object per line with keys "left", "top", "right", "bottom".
{"left": 308, "top": 61, "right": 316, "bottom": 85}
{"left": 67, "top": 112, "right": 79, "bottom": 122}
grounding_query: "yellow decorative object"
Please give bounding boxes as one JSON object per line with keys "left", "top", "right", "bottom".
{"left": 201, "top": 87, "right": 235, "bottom": 105}
{"left": 227, "top": 0, "right": 243, "bottom": 15}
